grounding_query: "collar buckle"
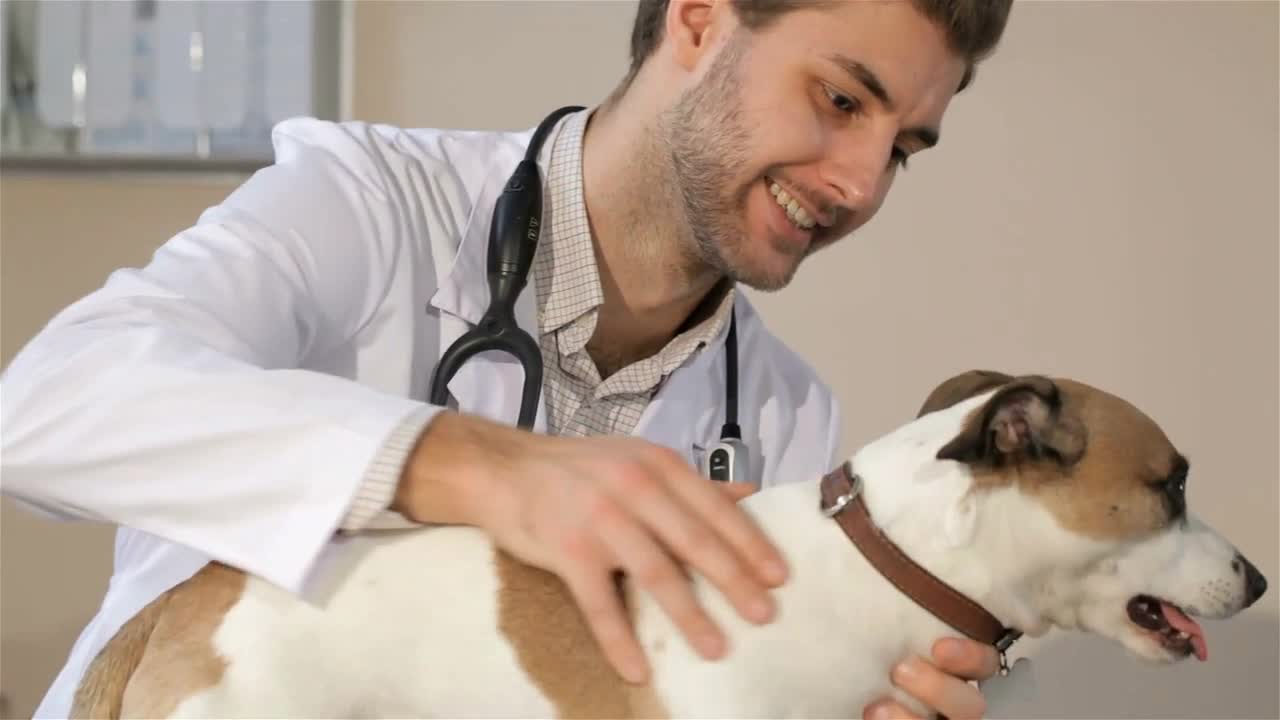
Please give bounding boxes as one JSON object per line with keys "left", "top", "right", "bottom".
{"left": 820, "top": 464, "right": 862, "bottom": 518}
{"left": 994, "top": 629, "right": 1023, "bottom": 676}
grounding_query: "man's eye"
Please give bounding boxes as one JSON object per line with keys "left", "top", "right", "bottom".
{"left": 824, "top": 86, "right": 859, "bottom": 115}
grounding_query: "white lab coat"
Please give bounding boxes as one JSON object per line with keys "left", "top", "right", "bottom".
{"left": 0, "top": 113, "right": 844, "bottom": 718}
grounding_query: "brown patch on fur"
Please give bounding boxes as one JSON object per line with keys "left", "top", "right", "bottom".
{"left": 71, "top": 562, "right": 247, "bottom": 719}
{"left": 494, "top": 550, "right": 669, "bottom": 719}
{"left": 70, "top": 588, "right": 171, "bottom": 719}
{"left": 937, "top": 374, "right": 1186, "bottom": 542}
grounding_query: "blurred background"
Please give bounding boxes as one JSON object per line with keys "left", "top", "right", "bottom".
{"left": 1, "top": 0, "right": 1276, "bottom": 718}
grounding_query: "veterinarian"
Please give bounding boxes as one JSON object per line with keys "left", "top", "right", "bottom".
{"left": 2, "top": 0, "right": 1014, "bottom": 717}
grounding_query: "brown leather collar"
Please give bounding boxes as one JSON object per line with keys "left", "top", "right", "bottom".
{"left": 820, "top": 461, "right": 1021, "bottom": 672}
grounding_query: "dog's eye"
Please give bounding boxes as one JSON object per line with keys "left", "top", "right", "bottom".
{"left": 1159, "top": 471, "right": 1188, "bottom": 519}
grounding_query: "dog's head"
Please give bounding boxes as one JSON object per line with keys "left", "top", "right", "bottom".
{"left": 918, "top": 370, "right": 1268, "bottom": 665}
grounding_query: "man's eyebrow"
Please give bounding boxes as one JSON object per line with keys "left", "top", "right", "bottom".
{"left": 826, "top": 53, "right": 894, "bottom": 110}
{"left": 825, "top": 52, "right": 941, "bottom": 150}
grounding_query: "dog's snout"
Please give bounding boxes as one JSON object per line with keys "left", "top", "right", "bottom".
{"left": 1236, "top": 553, "right": 1268, "bottom": 606}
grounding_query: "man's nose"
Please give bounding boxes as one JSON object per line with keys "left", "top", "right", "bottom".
{"left": 819, "top": 137, "right": 891, "bottom": 212}
{"left": 1235, "top": 552, "right": 1268, "bottom": 607}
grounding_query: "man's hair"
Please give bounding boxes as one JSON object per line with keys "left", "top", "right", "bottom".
{"left": 620, "top": 0, "right": 1014, "bottom": 94}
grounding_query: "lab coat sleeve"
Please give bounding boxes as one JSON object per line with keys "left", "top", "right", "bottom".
{"left": 339, "top": 407, "right": 436, "bottom": 532}
{"left": 0, "top": 120, "right": 442, "bottom": 594}
{"left": 825, "top": 391, "right": 846, "bottom": 471}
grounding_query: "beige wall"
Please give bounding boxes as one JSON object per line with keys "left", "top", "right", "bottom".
{"left": 2, "top": 1, "right": 1276, "bottom": 718}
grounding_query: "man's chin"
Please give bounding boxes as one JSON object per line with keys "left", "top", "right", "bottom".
{"left": 744, "top": 238, "right": 819, "bottom": 290}
{"left": 726, "top": 257, "right": 803, "bottom": 292}
{"left": 699, "top": 225, "right": 815, "bottom": 292}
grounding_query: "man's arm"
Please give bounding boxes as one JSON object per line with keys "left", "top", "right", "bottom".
{"left": 0, "top": 119, "right": 439, "bottom": 594}
{"left": 338, "top": 408, "right": 438, "bottom": 532}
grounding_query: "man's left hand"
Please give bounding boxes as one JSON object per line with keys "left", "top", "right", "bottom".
{"left": 863, "top": 637, "right": 999, "bottom": 720}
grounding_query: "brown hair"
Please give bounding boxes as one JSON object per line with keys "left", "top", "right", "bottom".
{"left": 621, "top": 0, "right": 1014, "bottom": 93}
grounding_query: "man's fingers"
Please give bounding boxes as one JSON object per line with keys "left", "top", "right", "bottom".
{"left": 716, "top": 481, "right": 759, "bottom": 502}
{"left": 891, "top": 656, "right": 988, "bottom": 720}
{"left": 932, "top": 637, "right": 1001, "bottom": 681}
{"left": 620, "top": 460, "right": 776, "bottom": 628}
{"left": 659, "top": 457, "right": 789, "bottom": 588}
{"left": 598, "top": 497, "right": 730, "bottom": 661}
{"left": 562, "top": 562, "right": 650, "bottom": 685}
{"left": 863, "top": 699, "right": 923, "bottom": 720}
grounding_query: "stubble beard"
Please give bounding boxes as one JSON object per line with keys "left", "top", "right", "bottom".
{"left": 652, "top": 32, "right": 810, "bottom": 293}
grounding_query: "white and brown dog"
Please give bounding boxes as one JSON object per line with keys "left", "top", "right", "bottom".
{"left": 71, "top": 371, "right": 1268, "bottom": 719}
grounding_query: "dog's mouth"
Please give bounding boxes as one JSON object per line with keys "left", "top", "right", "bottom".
{"left": 1126, "top": 594, "right": 1208, "bottom": 661}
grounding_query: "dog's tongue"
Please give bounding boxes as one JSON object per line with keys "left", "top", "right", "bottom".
{"left": 1161, "top": 601, "right": 1208, "bottom": 661}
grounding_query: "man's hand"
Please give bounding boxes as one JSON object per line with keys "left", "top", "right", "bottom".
{"left": 863, "top": 638, "right": 999, "bottom": 720}
{"left": 393, "top": 411, "right": 788, "bottom": 685}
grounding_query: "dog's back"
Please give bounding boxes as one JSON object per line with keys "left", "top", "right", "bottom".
{"left": 69, "top": 525, "right": 666, "bottom": 719}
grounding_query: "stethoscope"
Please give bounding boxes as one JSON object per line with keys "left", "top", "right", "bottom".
{"left": 427, "top": 106, "right": 749, "bottom": 483}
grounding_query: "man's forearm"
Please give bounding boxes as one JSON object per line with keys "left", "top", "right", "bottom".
{"left": 389, "top": 410, "right": 523, "bottom": 530}
{"left": 340, "top": 406, "right": 439, "bottom": 532}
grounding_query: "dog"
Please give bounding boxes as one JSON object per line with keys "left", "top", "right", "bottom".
{"left": 70, "top": 370, "right": 1268, "bottom": 719}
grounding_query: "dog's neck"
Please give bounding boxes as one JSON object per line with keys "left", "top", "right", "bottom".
{"left": 640, "top": 398, "right": 1089, "bottom": 713}
{"left": 808, "top": 397, "right": 1070, "bottom": 638}
{"left": 818, "top": 395, "right": 1064, "bottom": 639}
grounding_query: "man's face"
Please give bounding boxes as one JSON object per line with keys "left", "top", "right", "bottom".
{"left": 659, "top": 1, "right": 969, "bottom": 290}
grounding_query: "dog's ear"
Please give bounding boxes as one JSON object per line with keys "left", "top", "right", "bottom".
{"left": 917, "top": 370, "right": 1017, "bottom": 418}
{"left": 937, "top": 375, "right": 1085, "bottom": 467}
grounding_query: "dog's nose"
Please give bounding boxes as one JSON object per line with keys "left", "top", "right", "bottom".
{"left": 1235, "top": 553, "right": 1268, "bottom": 606}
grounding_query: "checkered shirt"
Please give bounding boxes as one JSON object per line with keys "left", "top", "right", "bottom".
{"left": 341, "top": 108, "right": 735, "bottom": 531}
{"left": 534, "top": 109, "right": 736, "bottom": 437}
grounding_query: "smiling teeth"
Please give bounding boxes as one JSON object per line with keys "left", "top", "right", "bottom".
{"left": 769, "top": 181, "right": 816, "bottom": 230}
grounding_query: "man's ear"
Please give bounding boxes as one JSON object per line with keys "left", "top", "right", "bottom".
{"left": 917, "top": 369, "right": 1016, "bottom": 418}
{"left": 936, "top": 375, "right": 1085, "bottom": 467}
{"left": 665, "top": 0, "right": 722, "bottom": 72}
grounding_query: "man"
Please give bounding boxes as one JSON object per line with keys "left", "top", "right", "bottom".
{"left": 1, "top": 0, "right": 1013, "bottom": 717}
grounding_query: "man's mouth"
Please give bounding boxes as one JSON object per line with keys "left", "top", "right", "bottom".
{"left": 1127, "top": 594, "right": 1209, "bottom": 661}
{"left": 766, "top": 177, "right": 818, "bottom": 232}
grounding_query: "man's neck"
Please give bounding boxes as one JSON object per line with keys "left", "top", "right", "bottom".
{"left": 579, "top": 101, "right": 724, "bottom": 375}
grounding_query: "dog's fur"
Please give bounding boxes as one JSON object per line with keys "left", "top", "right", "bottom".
{"left": 70, "top": 371, "right": 1268, "bottom": 718}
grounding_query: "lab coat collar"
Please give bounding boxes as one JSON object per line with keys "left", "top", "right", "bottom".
{"left": 425, "top": 114, "right": 575, "bottom": 435}
{"left": 428, "top": 132, "right": 551, "bottom": 329}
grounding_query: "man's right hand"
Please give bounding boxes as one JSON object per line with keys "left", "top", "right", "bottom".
{"left": 391, "top": 410, "right": 788, "bottom": 685}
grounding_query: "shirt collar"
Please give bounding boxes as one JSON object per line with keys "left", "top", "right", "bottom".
{"left": 534, "top": 108, "right": 601, "bottom": 337}
{"left": 533, "top": 107, "right": 738, "bottom": 367}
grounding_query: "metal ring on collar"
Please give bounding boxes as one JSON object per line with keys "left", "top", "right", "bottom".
{"left": 821, "top": 471, "right": 863, "bottom": 518}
